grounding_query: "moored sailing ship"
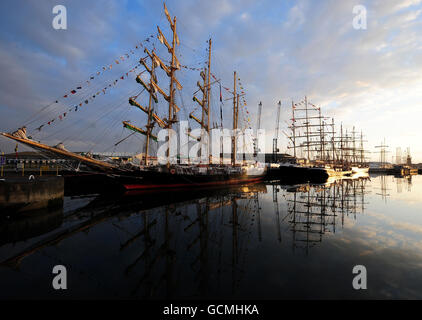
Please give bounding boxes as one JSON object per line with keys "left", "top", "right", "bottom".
{"left": 267, "top": 96, "right": 368, "bottom": 182}
{"left": 1, "top": 3, "right": 266, "bottom": 191}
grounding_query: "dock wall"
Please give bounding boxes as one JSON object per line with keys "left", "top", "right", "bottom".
{"left": 0, "top": 176, "right": 64, "bottom": 213}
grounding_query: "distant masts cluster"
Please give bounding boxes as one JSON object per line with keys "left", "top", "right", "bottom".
{"left": 274, "top": 96, "right": 369, "bottom": 168}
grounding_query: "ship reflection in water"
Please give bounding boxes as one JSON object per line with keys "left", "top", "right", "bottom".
{"left": 1, "top": 175, "right": 422, "bottom": 299}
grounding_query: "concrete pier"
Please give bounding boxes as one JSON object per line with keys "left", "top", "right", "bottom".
{"left": 0, "top": 176, "right": 64, "bottom": 213}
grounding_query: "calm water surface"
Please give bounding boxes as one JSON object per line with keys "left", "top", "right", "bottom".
{"left": 1, "top": 174, "right": 422, "bottom": 299}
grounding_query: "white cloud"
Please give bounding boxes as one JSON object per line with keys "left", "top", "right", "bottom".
{"left": 1, "top": 0, "right": 422, "bottom": 160}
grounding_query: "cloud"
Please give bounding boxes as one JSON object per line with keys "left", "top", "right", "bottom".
{"left": 0, "top": 0, "right": 422, "bottom": 160}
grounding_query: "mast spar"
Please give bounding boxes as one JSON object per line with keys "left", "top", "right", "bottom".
{"left": 125, "top": 3, "right": 182, "bottom": 166}
{"left": 207, "top": 39, "right": 212, "bottom": 164}
{"left": 126, "top": 49, "right": 167, "bottom": 165}
{"left": 144, "top": 55, "right": 156, "bottom": 165}
{"left": 124, "top": 2, "right": 183, "bottom": 167}
{"left": 231, "top": 71, "right": 237, "bottom": 167}
{"left": 189, "top": 38, "right": 212, "bottom": 164}
{"left": 292, "top": 101, "right": 296, "bottom": 158}
{"left": 166, "top": 4, "right": 180, "bottom": 166}
{"left": 148, "top": 3, "right": 182, "bottom": 166}
{"left": 189, "top": 69, "right": 207, "bottom": 162}
{"left": 305, "top": 96, "right": 310, "bottom": 162}
{"left": 331, "top": 118, "right": 335, "bottom": 165}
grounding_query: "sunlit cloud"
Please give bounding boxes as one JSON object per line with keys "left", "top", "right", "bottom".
{"left": 0, "top": 0, "right": 421, "bottom": 161}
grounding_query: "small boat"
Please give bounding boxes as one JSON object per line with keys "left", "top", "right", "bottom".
{"left": 351, "top": 166, "right": 369, "bottom": 175}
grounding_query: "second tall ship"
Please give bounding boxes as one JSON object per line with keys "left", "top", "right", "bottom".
{"left": 267, "top": 96, "right": 369, "bottom": 183}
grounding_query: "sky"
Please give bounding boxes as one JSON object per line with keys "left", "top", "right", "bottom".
{"left": 0, "top": 0, "right": 421, "bottom": 162}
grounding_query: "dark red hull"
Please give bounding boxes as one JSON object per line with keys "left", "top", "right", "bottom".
{"left": 112, "top": 166, "right": 266, "bottom": 191}
{"left": 123, "top": 176, "right": 264, "bottom": 190}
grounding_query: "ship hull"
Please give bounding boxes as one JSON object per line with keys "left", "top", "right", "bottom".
{"left": 392, "top": 165, "right": 418, "bottom": 176}
{"left": 325, "top": 168, "right": 353, "bottom": 177}
{"left": 267, "top": 164, "right": 329, "bottom": 184}
{"left": 123, "top": 176, "right": 264, "bottom": 190}
{"left": 113, "top": 166, "right": 266, "bottom": 191}
{"left": 267, "top": 163, "right": 355, "bottom": 184}
{"left": 351, "top": 166, "right": 369, "bottom": 174}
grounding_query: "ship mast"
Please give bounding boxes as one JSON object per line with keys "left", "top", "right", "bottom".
{"left": 125, "top": 49, "right": 167, "bottom": 164}
{"left": 145, "top": 55, "right": 157, "bottom": 165}
{"left": 292, "top": 101, "right": 296, "bottom": 159}
{"left": 167, "top": 6, "right": 178, "bottom": 166}
{"left": 231, "top": 71, "right": 237, "bottom": 166}
{"left": 124, "top": 3, "right": 181, "bottom": 166}
{"left": 207, "top": 39, "right": 212, "bottom": 164}
{"left": 360, "top": 130, "right": 364, "bottom": 164}
{"left": 318, "top": 107, "right": 324, "bottom": 163}
{"left": 253, "top": 101, "right": 262, "bottom": 158}
{"left": 352, "top": 126, "right": 356, "bottom": 166}
{"left": 156, "top": 3, "right": 182, "bottom": 166}
{"left": 304, "top": 96, "right": 310, "bottom": 163}
{"left": 375, "top": 138, "right": 389, "bottom": 169}
{"left": 331, "top": 118, "right": 335, "bottom": 166}
{"left": 190, "top": 69, "right": 208, "bottom": 162}
{"left": 340, "top": 123, "right": 344, "bottom": 168}
{"left": 190, "top": 39, "right": 212, "bottom": 164}
{"left": 287, "top": 98, "right": 335, "bottom": 166}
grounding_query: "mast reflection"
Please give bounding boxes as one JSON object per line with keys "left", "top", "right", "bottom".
{"left": 282, "top": 177, "right": 370, "bottom": 255}
{"left": 0, "top": 178, "right": 372, "bottom": 298}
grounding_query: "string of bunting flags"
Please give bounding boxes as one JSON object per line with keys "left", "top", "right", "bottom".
{"left": 309, "top": 102, "right": 320, "bottom": 110}
{"left": 153, "top": 53, "right": 205, "bottom": 72}
{"left": 292, "top": 100, "right": 306, "bottom": 108}
{"left": 34, "top": 64, "right": 145, "bottom": 131}
{"left": 54, "top": 35, "right": 155, "bottom": 102}
{"left": 159, "top": 58, "right": 205, "bottom": 72}
{"left": 180, "top": 63, "right": 205, "bottom": 72}
{"left": 237, "top": 77, "right": 252, "bottom": 129}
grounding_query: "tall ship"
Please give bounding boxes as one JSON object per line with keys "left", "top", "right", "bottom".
{"left": 1, "top": 3, "right": 265, "bottom": 191}
{"left": 347, "top": 128, "right": 369, "bottom": 176}
{"left": 267, "top": 96, "right": 368, "bottom": 182}
{"left": 392, "top": 147, "right": 418, "bottom": 176}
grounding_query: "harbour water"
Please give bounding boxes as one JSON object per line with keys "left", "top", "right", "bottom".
{"left": 1, "top": 174, "right": 422, "bottom": 299}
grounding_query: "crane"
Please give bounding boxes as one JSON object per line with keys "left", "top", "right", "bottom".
{"left": 273, "top": 101, "right": 281, "bottom": 162}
